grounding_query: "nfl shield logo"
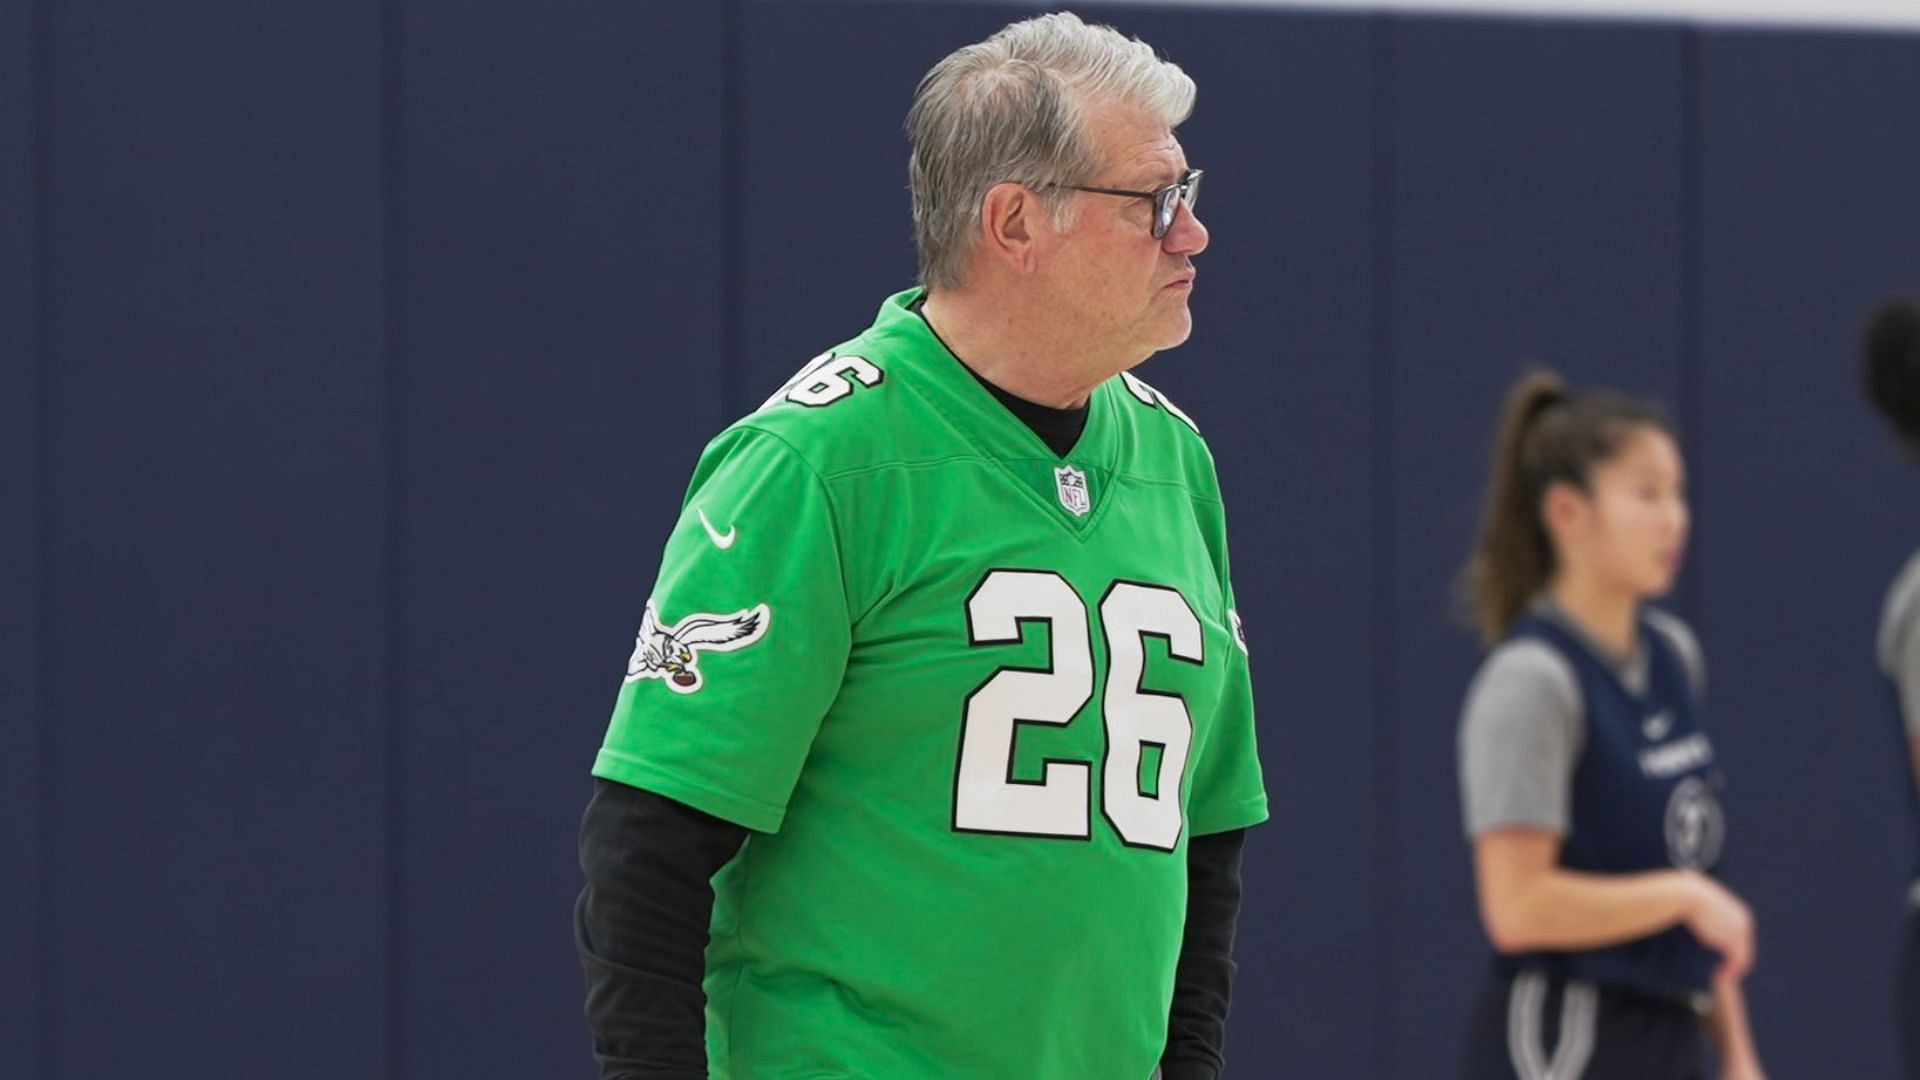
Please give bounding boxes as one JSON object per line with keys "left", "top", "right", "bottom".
{"left": 1054, "top": 465, "right": 1091, "bottom": 517}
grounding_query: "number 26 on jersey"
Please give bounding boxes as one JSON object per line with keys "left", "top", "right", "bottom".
{"left": 956, "top": 569, "right": 1202, "bottom": 852}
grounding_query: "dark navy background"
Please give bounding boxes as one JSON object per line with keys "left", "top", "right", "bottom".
{"left": 7, "top": 1, "right": 1917, "bottom": 1075}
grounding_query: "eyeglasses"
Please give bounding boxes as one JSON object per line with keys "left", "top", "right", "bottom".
{"left": 1053, "top": 168, "right": 1203, "bottom": 239}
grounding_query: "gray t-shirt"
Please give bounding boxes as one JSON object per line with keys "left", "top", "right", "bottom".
{"left": 1459, "top": 600, "right": 1705, "bottom": 838}
{"left": 1877, "top": 550, "right": 1920, "bottom": 738}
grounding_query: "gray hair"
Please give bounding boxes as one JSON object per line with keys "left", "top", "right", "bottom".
{"left": 905, "top": 12, "right": 1196, "bottom": 290}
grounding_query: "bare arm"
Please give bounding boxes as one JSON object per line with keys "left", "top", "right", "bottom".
{"left": 1910, "top": 736, "right": 1920, "bottom": 799}
{"left": 1473, "top": 829, "right": 1754, "bottom": 980}
{"left": 1703, "top": 971, "right": 1764, "bottom": 1079}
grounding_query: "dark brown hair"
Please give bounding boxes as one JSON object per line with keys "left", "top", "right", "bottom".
{"left": 1864, "top": 297, "right": 1920, "bottom": 458}
{"left": 1460, "top": 369, "right": 1674, "bottom": 646}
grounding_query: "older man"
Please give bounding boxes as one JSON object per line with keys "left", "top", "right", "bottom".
{"left": 577, "top": 12, "right": 1266, "bottom": 1080}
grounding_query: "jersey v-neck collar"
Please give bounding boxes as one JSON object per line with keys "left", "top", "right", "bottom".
{"left": 876, "top": 288, "right": 1119, "bottom": 469}
{"left": 1530, "top": 595, "right": 1651, "bottom": 696}
{"left": 908, "top": 295, "right": 1089, "bottom": 459}
{"left": 870, "top": 288, "right": 1123, "bottom": 535}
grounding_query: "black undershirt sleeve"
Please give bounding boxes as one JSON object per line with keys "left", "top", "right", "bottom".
{"left": 1160, "top": 827, "right": 1249, "bottom": 1080}
{"left": 576, "top": 777, "right": 748, "bottom": 1080}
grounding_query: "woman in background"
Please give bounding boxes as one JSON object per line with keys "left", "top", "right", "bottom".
{"left": 1862, "top": 296, "right": 1920, "bottom": 1079}
{"left": 1454, "top": 370, "right": 1764, "bottom": 1079}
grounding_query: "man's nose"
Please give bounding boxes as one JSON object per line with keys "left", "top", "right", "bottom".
{"left": 1163, "top": 201, "right": 1209, "bottom": 256}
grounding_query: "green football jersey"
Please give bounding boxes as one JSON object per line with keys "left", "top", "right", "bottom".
{"left": 595, "top": 288, "right": 1268, "bottom": 1080}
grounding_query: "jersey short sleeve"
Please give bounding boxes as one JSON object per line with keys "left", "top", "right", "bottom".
{"left": 593, "top": 426, "right": 851, "bottom": 832}
{"left": 1182, "top": 558, "right": 1269, "bottom": 837}
{"left": 1458, "top": 639, "right": 1584, "bottom": 838}
{"left": 1881, "top": 552, "right": 1920, "bottom": 738}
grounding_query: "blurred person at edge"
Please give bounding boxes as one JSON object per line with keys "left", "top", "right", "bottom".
{"left": 1864, "top": 296, "right": 1920, "bottom": 1080}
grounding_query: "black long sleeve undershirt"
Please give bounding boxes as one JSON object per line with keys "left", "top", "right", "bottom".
{"left": 577, "top": 778, "right": 1248, "bottom": 1079}
{"left": 576, "top": 779, "right": 748, "bottom": 1080}
{"left": 1160, "top": 827, "right": 1248, "bottom": 1080}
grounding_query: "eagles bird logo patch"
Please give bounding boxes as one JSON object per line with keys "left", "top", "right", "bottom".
{"left": 625, "top": 600, "right": 771, "bottom": 694}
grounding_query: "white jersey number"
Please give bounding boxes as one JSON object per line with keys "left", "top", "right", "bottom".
{"left": 1100, "top": 583, "right": 1202, "bottom": 850}
{"left": 761, "top": 351, "right": 883, "bottom": 410}
{"left": 955, "top": 571, "right": 1202, "bottom": 851}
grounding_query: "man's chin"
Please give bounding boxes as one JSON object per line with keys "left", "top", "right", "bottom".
{"left": 1117, "top": 305, "right": 1195, "bottom": 362}
{"left": 1154, "top": 310, "right": 1194, "bottom": 351}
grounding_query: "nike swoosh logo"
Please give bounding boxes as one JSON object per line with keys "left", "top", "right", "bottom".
{"left": 697, "top": 507, "right": 737, "bottom": 550}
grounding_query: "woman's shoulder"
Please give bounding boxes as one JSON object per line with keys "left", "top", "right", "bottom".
{"left": 1641, "top": 605, "right": 1704, "bottom": 694}
{"left": 1876, "top": 549, "right": 1920, "bottom": 675}
{"left": 1468, "top": 635, "right": 1581, "bottom": 713}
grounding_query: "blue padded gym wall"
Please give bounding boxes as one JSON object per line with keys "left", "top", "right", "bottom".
{"left": 34, "top": 2, "right": 389, "bottom": 1077}
{"left": 4, "top": 0, "right": 37, "bottom": 1074}
{"left": 392, "top": 3, "right": 727, "bottom": 1076}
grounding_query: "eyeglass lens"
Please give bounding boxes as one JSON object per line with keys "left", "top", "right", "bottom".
{"left": 1154, "top": 173, "right": 1201, "bottom": 239}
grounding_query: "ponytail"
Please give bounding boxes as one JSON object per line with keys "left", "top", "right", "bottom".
{"left": 1459, "top": 369, "right": 1672, "bottom": 647}
{"left": 1462, "top": 372, "right": 1568, "bottom": 646}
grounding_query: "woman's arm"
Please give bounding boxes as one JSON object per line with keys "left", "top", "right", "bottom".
{"left": 1473, "top": 828, "right": 1753, "bottom": 979}
{"left": 1704, "top": 970, "right": 1764, "bottom": 1079}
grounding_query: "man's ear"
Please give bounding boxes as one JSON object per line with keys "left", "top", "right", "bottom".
{"left": 979, "top": 181, "right": 1049, "bottom": 274}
